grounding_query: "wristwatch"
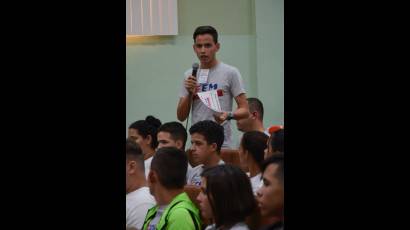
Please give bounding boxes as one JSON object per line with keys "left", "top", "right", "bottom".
{"left": 226, "top": 111, "right": 234, "bottom": 120}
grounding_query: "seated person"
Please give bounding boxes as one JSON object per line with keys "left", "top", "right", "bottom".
{"left": 264, "top": 127, "right": 284, "bottom": 159}
{"left": 197, "top": 164, "right": 256, "bottom": 230}
{"left": 142, "top": 147, "right": 201, "bottom": 230}
{"left": 126, "top": 139, "right": 156, "bottom": 230}
{"left": 239, "top": 131, "right": 269, "bottom": 194}
{"left": 128, "top": 115, "right": 162, "bottom": 178}
{"left": 256, "top": 155, "right": 284, "bottom": 230}
{"left": 187, "top": 120, "right": 225, "bottom": 186}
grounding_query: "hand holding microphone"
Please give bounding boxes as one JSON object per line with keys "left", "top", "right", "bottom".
{"left": 184, "top": 63, "right": 199, "bottom": 94}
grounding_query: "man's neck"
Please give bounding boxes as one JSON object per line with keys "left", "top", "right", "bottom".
{"left": 155, "top": 188, "right": 184, "bottom": 206}
{"left": 126, "top": 177, "right": 147, "bottom": 194}
{"left": 201, "top": 59, "right": 219, "bottom": 69}
{"left": 252, "top": 121, "right": 265, "bottom": 133}
{"left": 144, "top": 150, "right": 155, "bottom": 160}
{"left": 248, "top": 161, "right": 261, "bottom": 178}
{"left": 203, "top": 153, "right": 221, "bottom": 168}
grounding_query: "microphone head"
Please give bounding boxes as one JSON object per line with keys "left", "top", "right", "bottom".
{"left": 192, "top": 63, "right": 199, "bottom": 70}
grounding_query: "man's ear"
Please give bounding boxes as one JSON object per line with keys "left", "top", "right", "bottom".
{"left": 216, "top": 42, "right": 220, "bottom": 51}
{"left": 146, "top": 135, "right": 152, "bottom": 146}
{"left": 251, "top": 111, "right": 258, "bottom": 119}
{"left": 148, "top": 170, "right": 157, "bottom": 184}
{"left": 244, "top": 150, "right": 249, "bottom": 161}
{"left": 176, "top": 140, "right": 184, "bottom": 150}
{"left": 210, "top": 142, "right": 218, "bottom": 152}
{"left": 127, "top": 160, "right": 137, "bottom": 174}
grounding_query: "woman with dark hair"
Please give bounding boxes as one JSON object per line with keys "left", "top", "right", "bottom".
{"left": 239, "top": 131, "right": 268, "bottom": 195}
{"left": 197, "top": 165, "right": 256, "bottom": 230}
{"left": 128, "top": 115, "right": 161, "bottom": 178}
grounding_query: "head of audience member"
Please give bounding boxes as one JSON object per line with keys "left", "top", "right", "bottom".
{"left": 197, "top": 164, "right": 256, "bottom": 229}
{"left": 256, "top": 155, "right": 284, "bottom": 222}
{"left": 189, "top": 120, "right": 224, "bottom": 167}
{"left": 193, "top": 25, "right": 220, "bottom": 69}
{"left": 157, "top": 121, "right": 187, "bottom": 151}
{"left": 236, "top": 98, "right": 265, "bottom": 133}
{"left": 239, "top": 131, "right": 269, "bottom": 176}
{"left": 147, "top": 147, "right": 188, "bottom": 204}
{"left": 265, "top": 127, "right": 284, "bottom": 159}
{"left": 128, "top": 115, "right": 161, "bottom": 158}
{"left": 126, "top": 139, "right": 145, "bottom": 194}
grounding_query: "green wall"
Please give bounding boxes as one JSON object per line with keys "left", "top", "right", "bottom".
{"left": 126, "top": 0, "right": 283, "bottom": 147}
{"left": 255, "top": 0, "right": 284, "bottom": 126}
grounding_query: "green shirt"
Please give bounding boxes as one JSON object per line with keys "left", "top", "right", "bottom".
{"left": 142, "top": 192, "right": 201, "bottom": 230}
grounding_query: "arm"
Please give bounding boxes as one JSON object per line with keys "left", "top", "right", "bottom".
{"left": 232, "top": 93, "right": 250, "bottom": 120}
{"left": 214, "top": 93, "right": 249, "bottom": 124}
{"left": 177, "top": 94, "right": 192, "bottom": 122}
{"left": 177, "top": 76, "right": 197, "bottom": 121}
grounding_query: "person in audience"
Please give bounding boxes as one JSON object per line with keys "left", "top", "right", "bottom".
{"left": 264, "top": 128, "right": 284, "bottom": 159}
{"left": 239, "top": 131, "right": 269, "bottom": 194}
{"left": 256, "top": 155, "right": 284, "bottom": 230}
{"left": 126, "top": 139, "right": 156, "bottom": 230}
{"left": 157, "top": 121, "right": 187, "bottom": 150}
{"left": 236, "top": 98, "right": 269, "bottom": 135}
{"left": 187, "top": 120, "right": 225, "bottom": 186}
{"left": 197, "top": 164, "right": 256, "bottom": 230}
{"left": 142, "top": 147, "right": 201, "bottom": 230}
{"left": 128, "top": 115, "right": 162, "bottom": 178}
{"left": 157, "top": 121, "right": 198, "bottom": 180}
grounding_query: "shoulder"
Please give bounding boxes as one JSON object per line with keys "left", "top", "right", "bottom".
{"left": 219, "top": 62, "right": 240, "bottom": 75}
{"left": 168, "top": 206, "right": 191, "bottom": 217}
{"left": 167, "top": 207, "right": 196, "bottom": 226}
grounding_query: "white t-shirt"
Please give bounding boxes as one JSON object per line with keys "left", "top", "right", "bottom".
{"left": 144, "top": 156, "right": 153, "bottom": 179}
{"left": 180, "top": 62, "right": 246, "bottom": 149}
{"left": 126, "top": 187, "right": 156, "bottom": 230}
{"left": 250, "top": 173, "right": 262, "bottom": 195}
{"left": 187, "top": 159, "right": 225, "bottom": 186}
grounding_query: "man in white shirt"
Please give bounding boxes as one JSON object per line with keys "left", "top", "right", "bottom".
{"left": 126, "top": 139, "right": 156, "bottom": 230}
{"left": 186, "top": 120, "right": 225, "bottom": 186}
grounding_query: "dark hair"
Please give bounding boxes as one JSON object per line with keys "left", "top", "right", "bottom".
{"left": 126, "top": 139, "right": 144, "bottom": 171}
{"left": 271, "top": 129, "right": 284, "bottom": 153}
{"left": 128, "top": 115, "right": 162, "bottom": 149}
{"left": 150, "top": 147, "right": 188, "bottom": 189}
{"left": 241, "top": 131, "right": 268, "bottom": 169}
{"left": 201, "top": 165, "right": 256, "bottom": 228}
{"left": 158, "top": 121, "right": 187, "bottom": 150}
{"left": 189, "top": 120, "right": 224, "bottom": 152}
{"left": 261, "top": 154, "right": 284, "bottom": 184}
{"left": 247, "top": 97, "right": 264, "bottom": 120}
{"left": 193, "top": 25, "right": 218, "bottom": 44}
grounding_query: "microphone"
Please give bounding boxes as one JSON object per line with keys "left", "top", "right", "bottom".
{"left": 191, "top": 63, "right": 199, "bottom": 78}
{"left": 186, "top": 63, "right": 199, "bottom": 130}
